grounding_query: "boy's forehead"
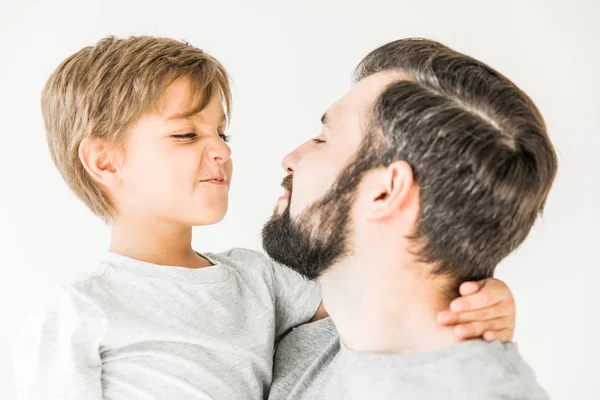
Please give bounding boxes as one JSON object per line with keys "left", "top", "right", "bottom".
{"left": 161, "top": 79, "right": 194, "bottom": 113}
{"left": 159, "top": 78, "right": 225, "bottom": 122}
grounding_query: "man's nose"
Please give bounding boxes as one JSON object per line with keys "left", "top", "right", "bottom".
{"left": 282, "top": 149, "right": 300, "bottom": 174}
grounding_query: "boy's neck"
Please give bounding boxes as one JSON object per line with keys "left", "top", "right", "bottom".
{"left": 109, "top": 216, "right": 211, "bottom": 269}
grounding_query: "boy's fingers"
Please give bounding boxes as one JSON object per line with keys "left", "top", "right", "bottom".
{"left": 459, "top": 280, "right": 483, "bottom": 296}
{"left": 439, "top": 301, "right": 513, "bottom": 325}
{"left": 485, "top": 329, "right": 514, "bottom": 343}
{"left": 451, "top": 279, "right": 503, "bottom": 313}
{"left": 454, "top": 317, "right": 510, "bottom": 339}
{"left": 437, "top": 311, "right": 460, "bottom": 325}
{"left": 483, "top": 330, "right": 496, "bottom": 342}
{"left": 452, "top": 279, "right": 514, "bottom": 313}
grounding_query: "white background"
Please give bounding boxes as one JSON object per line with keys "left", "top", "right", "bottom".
{"left": 0, "top": 0, "right": 598, "bottom": 398}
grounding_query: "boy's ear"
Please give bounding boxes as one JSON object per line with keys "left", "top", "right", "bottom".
{"left": 367, "top": 160, "right": 415, "bottom": 220}
{"left": 78, "top": 137, "right": 120, "bottom": 188}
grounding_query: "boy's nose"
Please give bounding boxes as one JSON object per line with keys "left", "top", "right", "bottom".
{"left": 208, "top": 141, "right": 231, "bottom": 164}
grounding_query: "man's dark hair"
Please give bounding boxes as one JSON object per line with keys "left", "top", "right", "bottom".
{"left": 354, "top": 38, "right": 557, "bottom": 283}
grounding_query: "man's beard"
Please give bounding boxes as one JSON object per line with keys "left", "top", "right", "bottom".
{"left": 261, "top": 182, "right": 352, "bottom": 280}
{"left": 261, "top": 147, "right": 377, "bottom": 280}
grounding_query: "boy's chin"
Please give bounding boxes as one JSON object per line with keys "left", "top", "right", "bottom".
{"left": 187, "top": 208, "right": 228, "bottom": 227}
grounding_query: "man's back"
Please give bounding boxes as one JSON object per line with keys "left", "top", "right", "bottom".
{"left": 270, "top": 318, "right": 549, "bottom": 400}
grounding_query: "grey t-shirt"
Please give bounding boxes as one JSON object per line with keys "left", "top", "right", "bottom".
{"left": 270, "top": 318, "right": 549, "bottom": 400}
{"left": 13, "top": 248, "right": 321, "bottom": 400}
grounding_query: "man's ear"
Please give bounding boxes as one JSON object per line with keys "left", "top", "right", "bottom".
{"left": 78, "top": 137, "right": 121, "bottom": 188}
{"left": 367, "top": 160, "right": 414, "bottom": 220}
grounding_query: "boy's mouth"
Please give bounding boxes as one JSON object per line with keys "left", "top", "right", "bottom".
{"left": 200, "top": 176, "right": 226, "bottom": 186}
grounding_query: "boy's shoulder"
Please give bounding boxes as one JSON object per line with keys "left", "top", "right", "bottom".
{"left": 206, "top": 247, "right": 274, "bottom": 270}
{"left": 210, "top": 248, "right": 319, "bottom": 295}
{"left": 17, "top": 259, "right": 111, "bottom": 337}
{"left": 27, "top": 255, "right": 135, "bottom": 325}
{"left": 51, "top": 257, "right": 117, "bottom": 305}
{"left": 67, "top": 257, "right": 113, "bottom": 287}
{"left": 46, "top": 258, "right": 112, "bottom": 309}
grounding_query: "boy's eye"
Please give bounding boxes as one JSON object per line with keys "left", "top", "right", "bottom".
{"left": 172, "top": 133, "right": 197, "bottom": 140}
{"left": 172, "top": 133, "right": 230, "bottom": 142}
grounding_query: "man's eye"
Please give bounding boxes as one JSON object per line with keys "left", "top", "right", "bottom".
{"left": 172, "top": 133, "right": 197, "bottom": 140}
{"left": 312, "top": 138, "right": 326, "bottom": 144}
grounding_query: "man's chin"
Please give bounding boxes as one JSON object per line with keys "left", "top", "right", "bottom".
{"left": 275, "top": 201, "right": 287, "bottom": 215}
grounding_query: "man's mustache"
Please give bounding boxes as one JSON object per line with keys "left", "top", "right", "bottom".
{"left": 282, "top": 175, "right": 293, "bottom": 193}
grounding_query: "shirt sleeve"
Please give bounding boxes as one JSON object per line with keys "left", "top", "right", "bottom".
{"left": 263, "top": 254, "right": 322, "bottom": 338}
{"left": 13, "top": 286, "right": 106, "bottom": 400}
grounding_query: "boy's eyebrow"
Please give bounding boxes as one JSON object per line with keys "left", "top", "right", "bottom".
{"left": 165, "top": 110, "right": 193, "bottom": 121}
{"left": 165, "top": 111, "right": 227, "bottom": 125}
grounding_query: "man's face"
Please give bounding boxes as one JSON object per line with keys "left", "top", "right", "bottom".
{"left": 262, "top": 72, "right": 397, "bottom": 279}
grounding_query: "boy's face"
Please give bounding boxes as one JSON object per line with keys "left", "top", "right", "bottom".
{"left": 115, "top": 78, "right": 232, "bottom": 226}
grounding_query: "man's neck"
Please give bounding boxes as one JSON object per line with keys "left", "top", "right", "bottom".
{"left": 320, "top": 251, "right": 460, "bottom": 355}
{"left": 109, "top": 215, "right": 211, "bottom": 269}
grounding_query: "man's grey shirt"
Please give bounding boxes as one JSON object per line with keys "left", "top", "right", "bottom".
{"left": 270, "top": 318, "right": 549, "bottom": 400}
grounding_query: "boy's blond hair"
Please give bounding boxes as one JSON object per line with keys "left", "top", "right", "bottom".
{"left": 42, "top": 35, "right": 232, "bottom": 218}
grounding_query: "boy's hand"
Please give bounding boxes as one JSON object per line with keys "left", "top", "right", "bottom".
{"left": 437, "top": 278, "right": 515, "bottom": 343}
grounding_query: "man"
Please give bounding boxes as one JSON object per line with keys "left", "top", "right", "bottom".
{"left": 263, "top": 38, "right": 556, "bottom": 399}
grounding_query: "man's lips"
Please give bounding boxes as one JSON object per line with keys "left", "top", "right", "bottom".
{"left": 279, "top": 175, "right": 292, "bottom": 201}
{"left": 278, "top": 191, "right": 289, "bottom": 201}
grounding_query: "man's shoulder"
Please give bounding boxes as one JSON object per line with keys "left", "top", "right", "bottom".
{"left": 420, "top": 341, "right": 549, "bottom": 399}
{"left": 323, "top": 340, "right": 549, "bottom": 400}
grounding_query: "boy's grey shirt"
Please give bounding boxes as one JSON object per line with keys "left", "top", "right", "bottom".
{"left": 269, "top": 317, "right": 550, "bottom": 400}
{"left": 13, "top": 248, "right": 321, "bottom": 400}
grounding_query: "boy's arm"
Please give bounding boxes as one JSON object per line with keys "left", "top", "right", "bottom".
{"left": 438, "top": 278, "right": 516, "bottom": 342}
{"left": 265, "top": 256, "right": 322, "bottom": 339}
{"left": 310, "top": 301, "right": 328, "bottom": 322}
{"left": 13, "top": 287, "right": 105, "bottom": 400}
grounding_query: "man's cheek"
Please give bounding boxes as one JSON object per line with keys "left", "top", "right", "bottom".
{"left": 290, "top": 180, "right": 324, "bottom": 217}
{"left": 289, "top": 193, "right": 304, "bottom": 217}
{"left": 289, "top": 177, "right": 313, "bottom": 216}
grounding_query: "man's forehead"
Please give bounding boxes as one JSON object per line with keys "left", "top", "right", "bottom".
{"left": 328, "top": 71, "right": 403, "bottom": 124}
